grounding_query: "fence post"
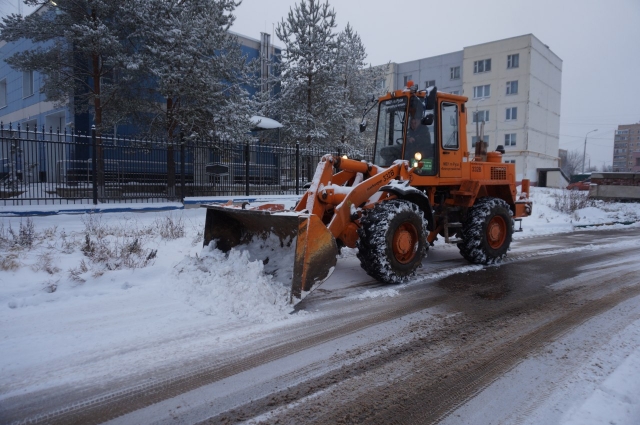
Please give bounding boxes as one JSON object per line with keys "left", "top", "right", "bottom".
{"left": 91, "top": 126, "right": 98, "bottom": 205}
{"left": 295, "top": 142, "right": 300, "bottom": 196}
{"left": 180, "top": 133, "right": 186, "bottom": 202}
{"left": 244, "top": 141, "right": 250, "bottom": 196}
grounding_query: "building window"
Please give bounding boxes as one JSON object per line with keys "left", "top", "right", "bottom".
{"left": 506, "top": 81, "right": 518, "bottom": 95}
{"left": 473, "top": 59, "right": 491, "bottom": 74}
{"left": 471, "top": 135, "right": 489, "bottom": 148}
{"left": 23, "top": 70, "right": 34, "bottom": 98}
{"left": 473, "top": 110, "right": 489, "bottom": 123}
{"left": 473, "top": 84, "right": 491, "bottom": 98}
{"left": 0, "top": 79, "right": 6, "bottom": 108}
{"left": 506, "top": 107, "right": 517, "bottom": 121}
{"left": 507, "top": 54, "right": 519, "bottom": 69}
{"left": 403, "top": 75, "right": 412, "bottom": 86}
{"left": 450, "top": 66, "right": 460, "bottom": 80}
{"left": 636, "top": 158, "right": 640, "bottom": 167}
{"left": 505, "top": 159, "right": 516, "bottom": 164}
{"left": 425, "top": 80, "right": 435, "bottom": 88}
{"left": 505, "top": 133, "right": 517, "bottom": 146}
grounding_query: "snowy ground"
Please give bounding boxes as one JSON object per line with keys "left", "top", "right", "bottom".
{"left": 1, "top": 187, "right": 639, "bottom": 424}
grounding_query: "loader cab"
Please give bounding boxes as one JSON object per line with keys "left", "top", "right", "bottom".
{"left": 373, "top": 86, "right": 436, "bottom": 175}
{"left": 405, "top": 95, "right": 436, "bottom": 175}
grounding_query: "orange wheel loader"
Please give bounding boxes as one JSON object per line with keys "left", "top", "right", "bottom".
{"left": 203, "top": 82, "right": 532, "bottom": 303}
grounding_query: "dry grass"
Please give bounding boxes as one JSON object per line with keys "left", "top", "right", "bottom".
{"left": 154, "top": 214, "right": 185, "bottom": 239}
{"left": 31, "top": 252, "right": 61, "bottom": 275}
{"left": 1, "top": 212, "right": 187, "bottom": 282}
{"left": 550, "top": 189, "right": 594, "bottom": 214}
{"left": 0, "top": 254, "right": 20, "bottom": 271}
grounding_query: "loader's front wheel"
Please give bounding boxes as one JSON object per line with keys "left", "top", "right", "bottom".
{"left": 458, "top": 197, "right": 513, "bottom": 264}
{"left": 357, "top": 200, "right": 427, "bottom": 284}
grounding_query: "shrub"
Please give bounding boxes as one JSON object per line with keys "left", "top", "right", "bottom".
{"left": 0, "top": 254, "right": 20, "bottom": 271}
{"left": 551, "top": 189, "right": 593, "bottom": 214}
{"left": 6, "top": 218, "right": 36, "bottom": 248}
{"left": 154, "top": 214, "right": 185, "bottom": 239}
{"left": 78, "top": 215, "right": 158, "bottom": 275}
{"left": 31, "top": 252, "right": 61, "bottom": 274}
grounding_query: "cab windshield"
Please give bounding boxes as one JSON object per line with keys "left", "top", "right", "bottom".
{"left": 405, "top": 95, "right": 436, "bottom": 175}
{"left": 374, "top": 98, "right": 407, "bottom": 167}
{"left": 374, "top": 96, "right": 436, "bottom": 175}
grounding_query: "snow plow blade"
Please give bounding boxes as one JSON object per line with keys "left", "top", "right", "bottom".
{"left": 203, "top": 204, "right": 338, "bottom": 303}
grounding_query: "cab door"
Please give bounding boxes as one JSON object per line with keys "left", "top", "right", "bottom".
{"left": 438, "top": 101, "right": 463, "bottom": 179}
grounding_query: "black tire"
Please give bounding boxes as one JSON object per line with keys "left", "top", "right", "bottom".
{"left": 458, "top": 197, "right": 513, "bottom": 264}
{"left": 357, "top": 200, "right": 427, "bottom": 283}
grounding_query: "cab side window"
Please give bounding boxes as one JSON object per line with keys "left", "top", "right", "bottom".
{"left": 441, "top": 102, "right": 459, "bottom": 149}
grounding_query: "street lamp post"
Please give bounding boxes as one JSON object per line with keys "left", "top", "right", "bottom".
{"left": 582, "top": 129, "right": 598, "bottom": 174}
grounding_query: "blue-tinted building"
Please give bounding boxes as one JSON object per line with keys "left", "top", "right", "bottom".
{"left": 0, "top": 10, "right": 280, "bottom": 135}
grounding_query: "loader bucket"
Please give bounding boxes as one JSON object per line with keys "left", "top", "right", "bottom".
{"left": 203, "top": 204, "right": 338, "bottom": 303}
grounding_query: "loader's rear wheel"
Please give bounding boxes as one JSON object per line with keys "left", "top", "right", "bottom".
{"left": 458, "top": 197, "right": 513, "bottom": 264}
{"left": 357, "top": 200, "right": 427, "bottom": 284}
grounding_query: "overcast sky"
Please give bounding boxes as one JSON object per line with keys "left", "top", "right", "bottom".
{"left": 228, "top": 0, "right": 640, "bottom": 169}
{"left": 2, "top": 0, "right": 639, "bottom": 168}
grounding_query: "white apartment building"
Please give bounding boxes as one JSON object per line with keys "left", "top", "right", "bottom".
{"left": 378, "top": 34, "right": 562, "bottom": 184}
{"left": 613, "top": 123, "right": 640, "bottom": 172}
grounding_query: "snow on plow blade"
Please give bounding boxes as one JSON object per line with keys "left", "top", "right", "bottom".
{"left": 203, "top": 204, "right": 338, "bottom": 303}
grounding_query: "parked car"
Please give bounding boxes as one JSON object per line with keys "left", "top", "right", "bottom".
{"left": 566, "top": 179, "right": 591, "bottom": 191}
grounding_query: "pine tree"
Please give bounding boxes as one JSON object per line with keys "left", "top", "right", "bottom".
{"left": 131, "top": 0, "right": 253, "bottom": 142}
{"left": 274, "top": 0, "right": 342, "bottom": 147}
{"left": 2, "top": 1, "right": 257, "bottom": 196}
{"left": 129, "top": 0, "right": 255, "bottom": 192}
{"left": 0, "top": 0, "right": 142, "bottom": 197}
{"left": 0, "top": 1, "right": 141, "bottom": 132}
{"left": 332, "top": 24, "right": 387, "bottom": 151}
{"left": 273, "top": 1, "right": 385, "bottom": 151}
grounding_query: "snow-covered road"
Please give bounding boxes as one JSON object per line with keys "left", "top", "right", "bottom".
{"left": 1, "top": 187, "right": 639, "bottom": 424}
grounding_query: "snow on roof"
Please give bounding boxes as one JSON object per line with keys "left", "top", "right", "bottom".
{"left": 250, "top": 115, "right": 283, "bottom": 130}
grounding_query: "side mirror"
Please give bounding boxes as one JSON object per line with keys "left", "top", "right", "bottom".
{"left": 359, "top": 119, "right": 367, "bottom": 133}
{"left": 421, "top": 113, "right": 434, "bottom": 126}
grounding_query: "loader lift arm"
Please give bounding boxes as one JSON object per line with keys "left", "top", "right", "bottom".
{"left": 295, "top": 154, "right": 412, "bottom": 248}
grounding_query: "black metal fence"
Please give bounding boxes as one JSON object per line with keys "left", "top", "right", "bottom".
{"left": 0, "top": 123, "right": 373, "bottom": 206}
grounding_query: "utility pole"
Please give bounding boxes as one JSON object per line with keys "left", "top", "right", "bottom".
{"left": 582, "top": 129, "right": 598, "bottom": 174}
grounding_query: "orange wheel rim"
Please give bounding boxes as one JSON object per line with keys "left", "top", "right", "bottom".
{"left": 392, "top": 222, "right": 418, "bottom": 264}
{"left": 487, "top": 216, "right": 507, "bottom": 249}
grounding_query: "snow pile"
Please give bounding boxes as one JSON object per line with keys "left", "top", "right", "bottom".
{"left": 0, "top": 210, "right": 296, "bottom": 324}
{"left": 173, "top": 242, "right": 294, "bottom": 322}
{"left": 516, "top": 188, "right": 640, "bottom": 237}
